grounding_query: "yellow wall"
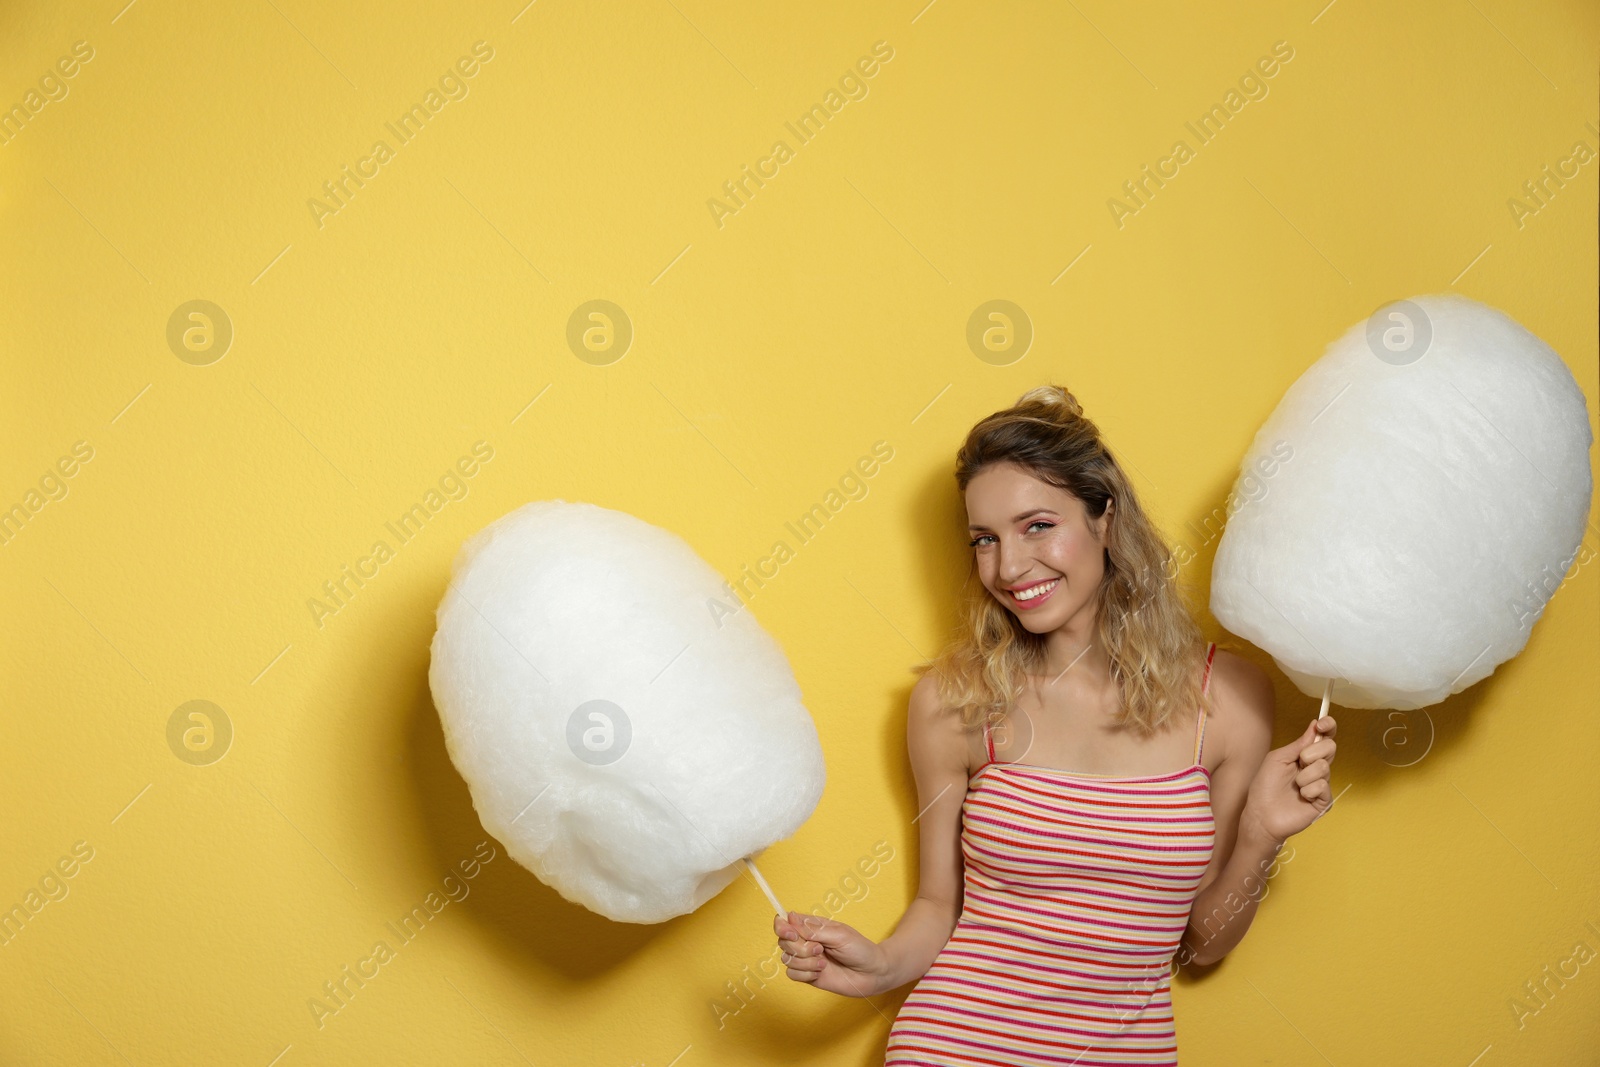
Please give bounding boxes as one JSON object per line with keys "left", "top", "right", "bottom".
{"left": 2, "top": 1, "right": 1595, "bottom": 1063}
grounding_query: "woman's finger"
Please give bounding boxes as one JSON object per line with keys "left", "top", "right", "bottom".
{"left": 1297, "top": 738, "right": 1336, "bottom": 766}
{"left": 1294, "top": 759, "right": 1330, "bottom": 787}
{"left": 786, "top": 964, "right": 818, "bottom": 983}
{"left": 781, "top": 934, "right": 830, "bottom": 957}
{"left": 796, "top": 915, "right": 856, "bottom": 945}
{"left": 1300, "top": 778, "right": 1331, "bottom": 803}
{"left": 1292, "top": 739, "right": 1331, "bottom": 764}
{"left": 786, "top": 952, "right": 826, "bottom": 973}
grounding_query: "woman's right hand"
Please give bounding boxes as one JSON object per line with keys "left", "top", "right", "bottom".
{"left": 774, "top": 910, "right": 889, "bottom": 998}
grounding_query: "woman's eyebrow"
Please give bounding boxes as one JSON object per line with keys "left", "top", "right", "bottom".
{"left": 968, "top": 508, "right": 1057, "bottom": 531}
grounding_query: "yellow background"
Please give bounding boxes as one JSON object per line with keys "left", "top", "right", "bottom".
{"left": 2, "top": 0, "right": 1596, "bottom": 1064}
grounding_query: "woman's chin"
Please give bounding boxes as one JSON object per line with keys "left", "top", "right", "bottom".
{"left": 1011, "top": 608, "right": 1057, "bottom": 631}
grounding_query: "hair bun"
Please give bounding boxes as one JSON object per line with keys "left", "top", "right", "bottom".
{"left": 1020, "top": 384, "right": 1084, "bottom": 420}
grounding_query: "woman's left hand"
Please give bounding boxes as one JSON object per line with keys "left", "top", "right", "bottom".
{"left": 1241, "top": 715, "right": 1338, "bottom": 845}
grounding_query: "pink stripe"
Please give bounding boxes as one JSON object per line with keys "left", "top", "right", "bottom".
{"left": 966, "top": 816, "right": 1216, "bottom": 854}
{"left": 978, "top": 771, "right": 1211, "bottom": 803}
{"left": 981, "top": 764, "right": 1211, "bottom": 792}
{"left": 937, "top": 945, "right": 1176, "bottom": 982}
{"left": 915, "top": 979, "right": 1177, "bottom": 1017}
{"left": 962, "top": 839, "right": 1208, "bottom": 885}
{"left": 953, "top": 902, "right": 1196, "bottom": 940}
{"left": 888, "top": 1023, "right": 1177, "bottom": 1066}
{"left": 965, "top": 893, "right": 1194, "bottom": 927}
{"left": 970, "top": 797, "right": 1216, "bottom": 832}
{"left": 893, "top": 998, "right": 1173, "bottom": 1044}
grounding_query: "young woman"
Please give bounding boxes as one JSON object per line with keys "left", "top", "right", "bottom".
{"left": 773, "top": 385, "right": 1338, "bottom": 1066}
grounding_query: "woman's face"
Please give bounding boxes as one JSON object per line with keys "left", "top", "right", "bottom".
{"left": 965, "top": 462, "right": 1111, "bottom": 634}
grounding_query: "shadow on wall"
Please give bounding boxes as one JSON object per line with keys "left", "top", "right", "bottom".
{"left": 396, "top": 582, "right": 668, "bottom": 983}
{"left": 395, "top": 571, "right": 914, "bottom": 1059}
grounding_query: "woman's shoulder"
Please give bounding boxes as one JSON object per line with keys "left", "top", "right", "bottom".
{"left": 907, "top": 671, "right": 969, "bottom": 739}
{"left": 907, "top": 671, "right": 983, "bottom": 776}
{"left": 1203, "top": 646, "right": 1275, "bottom": 763}
{"left": 909, "top": 670, "right": 943, "bottom": 715}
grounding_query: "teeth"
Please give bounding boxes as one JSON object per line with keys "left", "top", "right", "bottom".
{"left": 1013, "top": 579, "right": 1058, "bottom": 601}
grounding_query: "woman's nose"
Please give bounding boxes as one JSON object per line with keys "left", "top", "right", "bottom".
{"left": 996, "top": 540, "right": 1030, "bottom": 581}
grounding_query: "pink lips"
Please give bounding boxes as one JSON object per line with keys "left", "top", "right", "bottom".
{"left": 1007, "top": 578, "right": 1059, "bottom": 611}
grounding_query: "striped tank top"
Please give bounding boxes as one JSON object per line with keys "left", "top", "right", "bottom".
{"left": 884, "top": 641, "right": 1218, "bottom": 1067}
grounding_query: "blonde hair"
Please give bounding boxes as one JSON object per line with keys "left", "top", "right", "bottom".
{"left": 914, "top": 384, "right": 1211, "bottom": 735}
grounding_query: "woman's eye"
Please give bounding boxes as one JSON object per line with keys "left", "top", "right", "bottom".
{"left": 969, "top": 522, "right": 1051, "bottom": 548}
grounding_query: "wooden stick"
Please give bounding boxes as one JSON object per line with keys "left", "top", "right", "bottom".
{"left": 1318, "top": 677, "right": 1334, "bottom": 721}
{"left": 742, "top": 856, "right": 786, "bottom": 918}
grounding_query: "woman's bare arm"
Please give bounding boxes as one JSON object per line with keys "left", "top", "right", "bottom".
{"left": 1178, "top": 650, "right": 1338, "bottom": 968}
{"left": 774, "top": 672, "right": 973, "bottom": 998}
{"left": 1177, "top": 651, "right": 1277, "bottom": 967}
{"left": 872, "top": 671, "right": 972, "bottom": 993}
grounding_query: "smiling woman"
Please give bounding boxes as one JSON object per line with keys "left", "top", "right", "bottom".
{"left": 945, "top": 385, "right": 1213, "bottom": 735}
{"left": 773, "top": 384, "right": 1338, "bottom": 1067}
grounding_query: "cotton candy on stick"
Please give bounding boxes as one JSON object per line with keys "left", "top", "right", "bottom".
{"left": 1212, "top": 294, "right": 1593, "bottom": 712}
{"left": 428, "top": 501, "right": 825, "bottom": 924}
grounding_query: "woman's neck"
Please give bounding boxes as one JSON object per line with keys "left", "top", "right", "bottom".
{"left": 1035, "top": 616, "right": 1113, "bottom": 683}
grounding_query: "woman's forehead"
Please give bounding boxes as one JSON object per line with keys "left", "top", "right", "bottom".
{"left": 966, "top": 466, "right": 1081, "bottom": 520}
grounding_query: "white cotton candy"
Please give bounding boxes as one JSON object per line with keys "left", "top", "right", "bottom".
{"left": 1211, "top": 294, "right": 1593, "bottom": 710}
{"left": 428, "top": 501, "right": 825, "bottom": 923}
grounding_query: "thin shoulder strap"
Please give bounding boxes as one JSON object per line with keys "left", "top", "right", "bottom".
{"left": 982, "top": 718, "right": 995, "bottom": 764}
{"left": 1194, "top": 641, "right": 1217, "bottom": 764}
